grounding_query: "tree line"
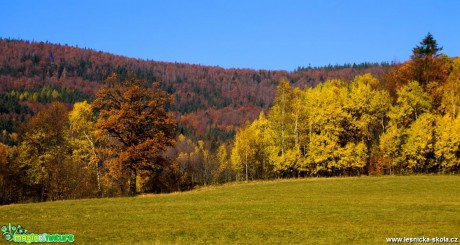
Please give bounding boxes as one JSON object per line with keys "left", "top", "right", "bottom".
{"left": 230, "top": 33, "right": 459, "bottom": 179}
{"left": 0, "top": 33, "right": 458, "bottom": 205}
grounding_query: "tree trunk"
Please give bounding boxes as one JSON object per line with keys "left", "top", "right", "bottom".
{"left": 83, "top": 131, "right": 102, "bottom": 197}
{"left": 96, "top": 161, "right": 102, "bottom": 197}
{"left": 129, "top": 167, "right": 137, "bottom": 196}
{"left": 203, "top": 159, "right": 207, "bottom": 186}
{"left": 245, "top": 147, "right": 248, "bottom": 182}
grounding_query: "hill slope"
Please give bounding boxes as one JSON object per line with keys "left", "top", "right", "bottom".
{"left": 0, "top": 38, "right": 390, "bottom": 143}
{"left": 1, "top": 176, "right": 459, "bottom": 244}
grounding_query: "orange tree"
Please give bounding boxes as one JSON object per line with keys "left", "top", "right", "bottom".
{"left": 92, "top": 74, "right": 177, "bottom": 196}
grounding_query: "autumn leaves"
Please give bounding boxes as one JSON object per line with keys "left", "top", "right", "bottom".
{"left": 229, "top": 34, "right": 460, "bottom": 179}
{"left": 0, "top": 74, "right": 177, "bottom": 202}
{"left": 231, "top": 67, "right": 460, "bottom": 179}
{"left": 91, "top": 74, "right": 177, "bottom": 196}
{"left": 231, "top": 75, "right": 389, "bottom": 178}
{"left": 1, "top": 33, "right": 459, "bottom": 204}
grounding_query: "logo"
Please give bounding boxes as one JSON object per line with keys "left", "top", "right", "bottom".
{"left": 1, "top": 224, "right": 74, "bottom": 244}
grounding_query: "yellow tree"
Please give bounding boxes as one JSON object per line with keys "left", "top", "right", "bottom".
{"left": 92, "top": 74, "right": 177, "bottom": 196}
{"left": 379, "top": 124, "right": 405, "bottom": 174}
{"left": 441, "top": 57, "right": 460, "bottom": 118}
{"left": 346, "top": 74, "right": 391, "bottom": 140}
{"left": 344, "top": 74, "right": 391, "bottom": 174}
{"left": 268, "top": 79, "right": 294, "bottom": 157}
{"left": 231, "top": 123, "right": 253, "bottom": 181}
{"left": 336, "top": 142, "right": 368, "bottom": 175}
{"left": 435, "top": 115, "right": 460, "bottom": 172}
{"left": 389, "top": 81, "right": 432, "bottom": 128}
{"left": 216, "top": 143, "right": 232, "bottom": 183}
{"left": 304, "top": 80, "right": 349, "bottom": 176}
{"left": 231, "top": 113, "right": 271, "bottom": 181}
{"left": 402, "top": 113, "right": 437, "bottom": 173}
{"left": 380, "top": 80, "right": 433, "bottom": 174}
{"left": 267, "top": 79, "right": 302, "bottom": 176}
{"left": 249, "top": 113, "right": 272, "bottom": 179}
{"left": 68, "top": 101, "right": 103, "bottom": 196}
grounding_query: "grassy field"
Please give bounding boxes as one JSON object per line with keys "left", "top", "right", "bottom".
{"left": 1, "top": 175, "right": 459, "bottom": 244}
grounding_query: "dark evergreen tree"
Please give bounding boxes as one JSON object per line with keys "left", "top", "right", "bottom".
{"left": 412, "top": 32, "right": 443, "bottom": 59}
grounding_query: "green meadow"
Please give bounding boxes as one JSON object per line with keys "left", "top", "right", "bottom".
{"left": 1, "top": 175, "right": 459, "bottom": 244}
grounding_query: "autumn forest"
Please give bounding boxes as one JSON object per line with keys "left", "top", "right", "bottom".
{"left": 0, "top": 33, "right": 459, "bottom": 204}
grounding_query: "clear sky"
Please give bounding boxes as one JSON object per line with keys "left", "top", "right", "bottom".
{"left": 1, "top": 0, "right": 459, "bottom": 71}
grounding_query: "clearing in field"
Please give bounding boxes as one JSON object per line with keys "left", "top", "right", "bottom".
{"left": 1, "top": 175, "right": 459, "bottom": 244}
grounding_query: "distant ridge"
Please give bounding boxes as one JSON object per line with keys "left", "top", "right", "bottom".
{"left": 0, "top": 38, "right": 390, "bottom": 144}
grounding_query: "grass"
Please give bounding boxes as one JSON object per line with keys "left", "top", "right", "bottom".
{"left": 1, "top": 175, "right": 459, "bottom": 244}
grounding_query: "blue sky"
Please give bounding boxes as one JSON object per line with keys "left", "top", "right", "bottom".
{"left": 1, "top": 0, "right": 459, "bottom": 71}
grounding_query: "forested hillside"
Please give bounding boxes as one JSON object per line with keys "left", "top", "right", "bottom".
{"left": 0, "top": 38, "right": 388, "bottom": 144}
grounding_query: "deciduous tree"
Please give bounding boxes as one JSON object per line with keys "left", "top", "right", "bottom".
{"left": 92, "top": 74, "right": 177, "bottom": 196}
{"left": 402, "top": 113, "right": 437, "bottom": 173}
{"left": 441, "top": 58, "right": 460, "bottom": 118}
{"left": 68, "top": 100, "right": 102, "bottom": 196}
{"left": 435, "top": 115, "right": 460, "bottom": 173}
{"left": 379, "top": 124, "right": 405, "bottom": 174}
{"left": 216, "top": 143, "right": 232, "bottom": 183}
{"left": 18, "top": 102, "right": 70, "bottom": 201}
{"left": 389, "top": 81, "right": 432, "bottom": 128}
